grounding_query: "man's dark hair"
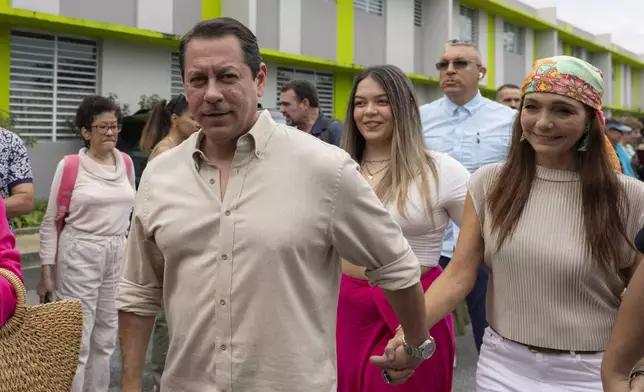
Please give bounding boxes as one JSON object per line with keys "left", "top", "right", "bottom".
{"left": 280, "top": 79, "right": 319, "bottom": 108}
{"left": 75, "top": 95, "right": 122, "bottom": 147}
{"left": 495, "top": 83, "right": 521, "bottom": 99}
{"left": 179, "top": 17, "right": 262, "bottom": 81}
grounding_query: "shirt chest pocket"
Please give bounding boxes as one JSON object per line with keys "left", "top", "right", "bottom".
{"left": 477, "top": 129, "right": 511, "bottom": 165}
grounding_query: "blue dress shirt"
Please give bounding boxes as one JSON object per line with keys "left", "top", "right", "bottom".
{"left": 420, "top": 92, "right": 516, "bottom": 258}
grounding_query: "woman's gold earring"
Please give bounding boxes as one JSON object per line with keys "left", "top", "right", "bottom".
{"left": 520, "top": 132, "right": 527, "bottom": 142}
{"left": 578, "top": 127, "right": 590, "bottom": 152}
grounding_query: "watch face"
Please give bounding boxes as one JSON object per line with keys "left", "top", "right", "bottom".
{"left": 420, "top": 339, "right": 436, "bottom": 359}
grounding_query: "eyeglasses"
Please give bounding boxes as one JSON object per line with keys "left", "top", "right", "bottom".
{"left": 435, "top": 60, "right": 480, "bottom": 71}
{"left": 91, "top": 123, "right": 122, "bottom": 134}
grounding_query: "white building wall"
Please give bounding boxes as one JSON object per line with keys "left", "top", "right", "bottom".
{"left": 260, "top": 62, "right": 279, "bottom": 109}
{"left": 414, "top": 84, "right": 429, "bottom": 105}
{"left": 11, "top": 0, "right": 60, "bottom": 14}
{"left": 494, "top": 16, "right": 505, "bottom": 86}
{"left": 524, "top": 28, "right": 534, "bottom": 75}
{"left": 279, "top": 0, "right": 301, "bottom": 54}
{"left": 385, "top": 0, "right": 414, "bottom": 73}
{"left": 222, "top": 0, "right": 257, "bottom": 33}
{"left": 137, "top": 0, "right": 173, "bottom": 33}
{"left": 100, "top": 40, "right": 173, "bottom": 111}
{"left": 476, "top": 10, "right": 489, "bottom": 87}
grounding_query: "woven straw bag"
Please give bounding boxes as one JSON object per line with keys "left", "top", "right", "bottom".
{"left": 0, "top": 268, "right": 83, "bottom": 392}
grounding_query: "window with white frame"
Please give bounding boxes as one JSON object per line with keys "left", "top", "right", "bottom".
{"left": 414, "top": 0, "right": 423, "bottom": 27}
{"left": 354, "top": 0, "right": 384, "bottom": 16}
{"left": 458, "top": 6, "right": 478, "bottom": 45}
{"left": 9, "top": 30, "right": 98, "bottom": 140}
{"left": 503, "top": 22, "right": 525, "bottom": 55}
{"left": 171, "top": 52, "right": 183, "bottom": 97}
{"left": 276, "top": 67, "right": 334, "bottom": 115}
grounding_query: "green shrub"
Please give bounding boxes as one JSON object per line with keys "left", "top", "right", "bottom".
{"left": 13, "top": 198, "right": 48, "bottom": 229}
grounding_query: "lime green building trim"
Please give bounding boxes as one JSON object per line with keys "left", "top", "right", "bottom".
{"left": 634, "top": 71, "right": 640, "bottom": 110}
{"left": 459, "top": 0, "right": 644, "bottom": 68}
{"left": 614, "top": 63, "right": 621, "bottom": 108}
{"left": 0, "top": 7, "right": 182, "bottom": 47}
{"left": 336, "top": 0, "right": 354, "bottom": 65}
{"left": 201, "top": 0, "right": 221, "bottom": 20}
{"left": 0, "top": 25, "right": 9, "bottom": 115}
{"left": 0, "top": 0, "right": 10, "bottom": 9}
{"left": 564, "top": 43, "right": 572, "bottom": 56}
{"left": 333, "top": 73, "right": 353, "bottom": 121}
{"left": 486, "top": 14, "right": 495, "bottom": 90}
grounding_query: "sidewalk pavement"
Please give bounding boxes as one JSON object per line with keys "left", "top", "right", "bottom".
{"left": 16, "top": 232, "right": 40, "bottom": 270}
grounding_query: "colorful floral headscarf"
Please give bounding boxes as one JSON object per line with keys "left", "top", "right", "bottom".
{"left": 522, "top": 55, "right": 621, "bottom": 171}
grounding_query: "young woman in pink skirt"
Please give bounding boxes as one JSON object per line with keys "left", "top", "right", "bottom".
{"left": 337, "top": 64, "right": 470, "bottom": 392}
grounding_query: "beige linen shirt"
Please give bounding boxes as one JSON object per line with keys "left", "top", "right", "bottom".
{"left": 116, "top": 110, "right": 421, "bottom": 392}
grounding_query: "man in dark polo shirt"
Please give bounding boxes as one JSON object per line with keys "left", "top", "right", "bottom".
{"left": 279, "top": 79, "right": 343, "bottom": 146}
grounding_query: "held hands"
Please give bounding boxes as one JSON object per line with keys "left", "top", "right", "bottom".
{"left": 369, "top": 327, "right": 423, "bottom": 386}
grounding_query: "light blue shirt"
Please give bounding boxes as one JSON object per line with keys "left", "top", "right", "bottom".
{"left": 420, "top": 92, "right": 516, "bottom": 259}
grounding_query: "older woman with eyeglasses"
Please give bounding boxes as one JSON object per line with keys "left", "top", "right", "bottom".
{"left": 37, "top": 95, "right": 135, "bottom": 392}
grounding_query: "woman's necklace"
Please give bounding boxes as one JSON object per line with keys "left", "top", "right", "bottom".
{"left": 363, "top": 158, "right": 390, "bottom": 164}
{"left": 168, "top": 136, "right": 177, "bottom": 146}
{"left": 363, "top": 161, "right": 389, "bottom": 180}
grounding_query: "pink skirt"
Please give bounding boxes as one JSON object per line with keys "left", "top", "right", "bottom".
{"left": 336, "top": 267, "right": 455, "bottom": 392}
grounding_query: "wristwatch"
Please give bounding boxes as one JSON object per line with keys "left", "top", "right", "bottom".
{"left": 402, "top": 335, "right": 436, "bottom": 360}
{"left": 629, "top": 366, "right": 644, "bottom": 388}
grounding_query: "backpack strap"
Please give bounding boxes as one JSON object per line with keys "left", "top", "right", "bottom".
{"left": 55, "top": 155, "right": 80, "bottom": 239}
{"left": 120, "top": 151, "right": 134, "bottom": 182}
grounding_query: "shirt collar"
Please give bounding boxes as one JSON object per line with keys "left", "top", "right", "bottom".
{"left": 443, "top": 91, "right": 484, "bottom": 116}
{"left": 191, "top": 110, "right": 277, "bottom": 169}
{"left": 310, "top": 111, "right": 327, "bottom": 136}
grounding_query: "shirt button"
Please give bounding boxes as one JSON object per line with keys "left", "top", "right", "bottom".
{"left": 219, "top": 299, "right": 226, "bottom": 305}
{"left": 220, "top": 344, "right": 227, "bottom": 351}
{"left": 225, "top": 210, "right": 231, "bottom": 216}
{"left": 209, "top": 178, "right": 215, "bottom": 185}
{"left": 221, "top": 254, "right": 228, "bottom": 260}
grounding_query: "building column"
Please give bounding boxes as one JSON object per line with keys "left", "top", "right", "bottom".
{"left": 334, "top": 0, "right": 354, "bottom": 120}
{"left": 475, "top": 9, "right": 489, "bottom": 87}
{"left": 590, "top": 52, "right": 612, "bottom": 105}
{"left": 385, "top": 0, "right": 414, "bottom": 73}
{"left": 493, "top": 16, "right": 504, "bottom": 88}
{"left": 278, "top": 0, "right": 301, "bottom": 55}
{"left": 0, "top": 25, "right": 9, "bottom": 116}
{"left": 201, "top": 0, "right": 221, "bottom": 19}
{"left": 423, "top": 0, "right": 453, "bottom": 78}
{"left": 534, "top": 30, "right": 557, "bottom": 60}
{"left": 221, "top": 0, "right": 256, "bottom": 33}
{"left": 524, "top": 28, "right": 534, "bottom": 77}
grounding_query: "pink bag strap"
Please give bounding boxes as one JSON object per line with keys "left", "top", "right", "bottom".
{"left": 121, "top": 152, "right": 133, "bottom": 180}
{"left": 55, "top": 155, "right": 80, "bottom": 239}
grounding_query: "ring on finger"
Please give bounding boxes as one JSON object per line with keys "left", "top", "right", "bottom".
{"left": 381, "top": 369, "right": 393, "bottom": 384}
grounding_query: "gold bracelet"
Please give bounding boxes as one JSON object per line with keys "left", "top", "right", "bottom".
{"left": 395, "top": 325, "right": 402, "bottom": 332}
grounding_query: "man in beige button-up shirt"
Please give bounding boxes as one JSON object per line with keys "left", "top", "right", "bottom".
{"left": 117, "top": 17, "right": 430, "bottom": 392}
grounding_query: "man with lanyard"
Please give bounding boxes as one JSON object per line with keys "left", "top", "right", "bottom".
{"left": 279, "top": 79, "right": 343, "bottom": 146}
{"left": 420, "top": 39, "right": 515, "bottom": 354}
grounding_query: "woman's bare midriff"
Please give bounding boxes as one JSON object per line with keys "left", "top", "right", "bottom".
{"left": 341, "top": 259, "right": 431, "bottom": 280}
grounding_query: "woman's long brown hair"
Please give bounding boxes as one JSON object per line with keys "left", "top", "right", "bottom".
{"left": 487, "top": 100, "right": 630, "bottom": 271}
{"left": 341, "top": 65, "right": 439, "bottom": 219}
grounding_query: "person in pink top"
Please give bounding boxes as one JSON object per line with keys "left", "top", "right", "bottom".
{"left": 0, "top": 198, "right": 23, "bottom": 327}
{"left": 338, "top": 64, "right": 469, "bottom": 391}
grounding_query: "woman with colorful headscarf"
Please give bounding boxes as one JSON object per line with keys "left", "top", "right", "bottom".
{"left": 377, "top": 56, "right": 644, "bottom": 390}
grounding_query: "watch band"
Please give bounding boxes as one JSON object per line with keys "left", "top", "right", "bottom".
{"left": 629, "top": 366, "right": 644, "bottom": 387}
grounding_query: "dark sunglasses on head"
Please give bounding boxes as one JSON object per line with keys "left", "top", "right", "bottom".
{"left": 435, "top": 60, "right": 480, "bottom": 71}
{"left": 166, "top": 93, "right": 185, "bottom": 114}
